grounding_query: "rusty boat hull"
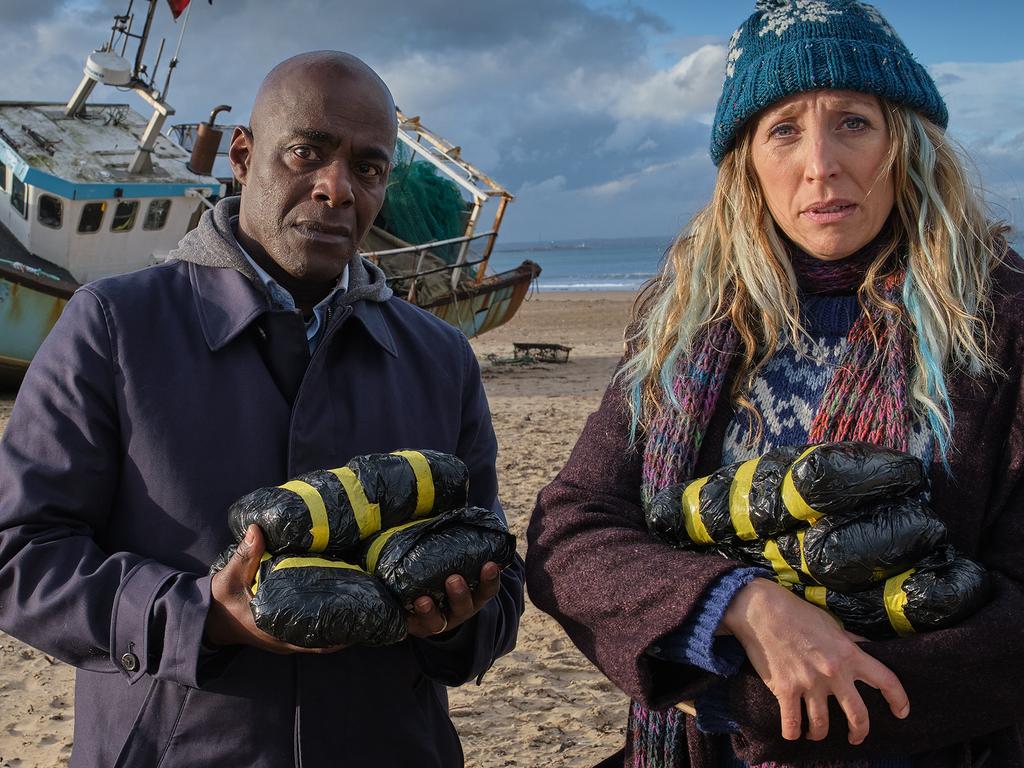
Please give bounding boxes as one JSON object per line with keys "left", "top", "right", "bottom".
{"left": 416, "top": 260, "right": 541, "bottom": 338}
{"left": 0, "top": 231, "right": 76, "bottom": 386}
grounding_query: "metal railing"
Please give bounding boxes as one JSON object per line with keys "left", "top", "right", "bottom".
{"left": 361, "top": 231, "right": 497, "bottom": 302}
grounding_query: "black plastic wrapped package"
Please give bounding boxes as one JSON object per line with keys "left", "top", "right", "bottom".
{"left": 347, "top": 449, "right": 468, "bottom": 530}
{"left": 227, "top": 450, "right": 469, "bottom": 556}
{"left": 362, "top": 506, "right": 517, "bottom": 610}
{"left": 249, "top": 554, "right": 407, "bottom": 648}
{"left": 723, "top": 531, "right": 818, "bottom": 588}
{"left": 646, "top": 446, "right": 805, "bottom": 548}
{"left": 209, "top": 543, "right": 237, "bottom": 575}
{"left": 789, "top": 549, "right": 990, "bottom": 639}
{"left": 785, "top": 442, "right": 927, "bottom": 522}
{"left": 801, "top": 498, "right": 947, "bottom": 592}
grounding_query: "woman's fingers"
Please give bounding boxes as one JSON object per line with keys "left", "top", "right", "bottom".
{"left": 833, "top": 682, "right": 870, "bottom": 745}
{"left": 860, "top": 656, "right": 911, "bottom": 721}
{"left": 776, "top": 687, "right": 803, "bottom": 741}
{"left": 803, "top": 692, "right": 831, "bottom": 741}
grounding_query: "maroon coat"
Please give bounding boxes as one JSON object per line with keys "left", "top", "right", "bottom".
{"left": 526, "top": 256, "right": 1024, "bottom": 767}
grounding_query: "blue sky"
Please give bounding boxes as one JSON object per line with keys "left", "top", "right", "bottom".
{"left": 0, "top": 0, "right": 1020, "bottom": 242}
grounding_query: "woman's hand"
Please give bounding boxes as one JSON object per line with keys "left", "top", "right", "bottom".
{"left": 721, "top": 578, "right": 910, "bottom": 745}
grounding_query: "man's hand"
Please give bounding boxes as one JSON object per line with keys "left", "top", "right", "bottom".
{"left": 205, "top": 524, "right": 346, "bottom": 654}
{"left": 406, "top": 562, "right": 501, "bottom": 639}
{"left": 722, "top": 578, "right": 909, "bottom": 745}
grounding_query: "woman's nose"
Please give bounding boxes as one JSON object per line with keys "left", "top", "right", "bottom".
{"left": 803, "top": 131, "right": 842, "bottom": 183}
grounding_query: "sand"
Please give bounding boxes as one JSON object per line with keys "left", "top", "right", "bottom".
{"left": 0, "top": 290, "right": 637, "bottom": 768}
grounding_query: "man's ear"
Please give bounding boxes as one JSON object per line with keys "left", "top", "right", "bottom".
{"left": 228, "top": 126, "right": 254, "bottom": 186}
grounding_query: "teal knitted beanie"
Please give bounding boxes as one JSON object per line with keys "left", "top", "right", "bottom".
{"left": 710, "top": 0, "right": 948, "bottom": 165}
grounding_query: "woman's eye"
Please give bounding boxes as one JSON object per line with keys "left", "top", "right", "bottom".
{"left": 842, "top": 116, "right": 868, "bottom": 130}
{"left": 768, "top": 123, "right": 796, "bottom": 139}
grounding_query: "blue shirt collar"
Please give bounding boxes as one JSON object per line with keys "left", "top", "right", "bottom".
{"left": 230, "top": 216, "right": 348, "bottom": 352}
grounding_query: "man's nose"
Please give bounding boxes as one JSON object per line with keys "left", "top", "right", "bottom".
{"left": 312, "top": 161, "right": 356, "bottom": 208}
{"left": 803, "top": 131, "right": 842, "bottom": 183}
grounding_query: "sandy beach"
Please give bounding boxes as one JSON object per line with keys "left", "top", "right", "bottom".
{"left": 0, "top": 289, "right": 637, "bottom": 768}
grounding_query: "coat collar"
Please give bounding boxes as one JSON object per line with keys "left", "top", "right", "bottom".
{"left": 189, "top": 261, "right": 398, "bottom": 358}
{"left": 174, "top": 195, "right": 397, "bottom": 356}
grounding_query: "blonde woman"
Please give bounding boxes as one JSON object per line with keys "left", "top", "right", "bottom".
{"left": 526, "top": 1, "right": 1022, "bottom": 766}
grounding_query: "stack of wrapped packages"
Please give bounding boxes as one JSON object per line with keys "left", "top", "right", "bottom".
{"left": 646, "top": 442, "right": 991, "bottom": 639}
{"left": 211, "top": 450, "right": 517, "bottom": 648}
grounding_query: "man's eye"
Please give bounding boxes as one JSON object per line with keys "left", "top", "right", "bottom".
{"left": 291, "top": 146, "right": 318, "bottom": 160}
{"left": 356, "top": 162, "right": 382, "bottom": 178}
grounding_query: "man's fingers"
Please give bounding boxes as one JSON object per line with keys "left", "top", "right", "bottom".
{"left": 803, "top": 693, "right": 830, "bottom": 741}
{"left": 445, "top": 574, "right": 474, "bottom": 620}
{"left": 227, "top": 525, "right": 265, "bottom": 585}
{"left": 471, "top": 562, "right": 501, "bottom": 610}
{"left": 835, "top": 683, "right": 871, "bottom": 745}
{"left": 409, "top": 596, "right": 448, "bottom": 636}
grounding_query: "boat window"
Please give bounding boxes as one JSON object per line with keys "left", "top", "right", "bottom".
{"left": 143, "top": 199, "right": 171, "bottom": 230}
{"left": 0, "top": 161, "right": 6, "bottom": 193}
{"left": 79, "top": 202, "right": 107, "bottom": 234}
{"left": 10, "top": 177, "right": 27, "bottom": 218}
{"left": 111, "top": 200, "right": 139, "bottom": 233}
{"left": 38, "top": 195, "right": 62, "bottom": 229}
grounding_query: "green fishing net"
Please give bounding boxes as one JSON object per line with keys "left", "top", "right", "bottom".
{"left": 379, "top": 143, "right": 467, "bottom": 264}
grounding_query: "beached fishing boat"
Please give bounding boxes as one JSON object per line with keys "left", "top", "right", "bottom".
{"left": 0, "top": 0, "right": 539, "bottom": 383}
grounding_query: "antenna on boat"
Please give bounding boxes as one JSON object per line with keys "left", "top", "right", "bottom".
{"left": 63, "top": 0, "right": 195, "bottom": 175}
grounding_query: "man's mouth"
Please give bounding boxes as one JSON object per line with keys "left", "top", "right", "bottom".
{"left": 293, "top": 222, "right": 352, "bottom": 242}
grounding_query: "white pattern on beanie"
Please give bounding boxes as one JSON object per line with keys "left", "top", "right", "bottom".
{"left": 758, "top": 0, "right": 844, "bottom": 37}
{"left": 726, "top": 26, "right": 745, "bottom": 79}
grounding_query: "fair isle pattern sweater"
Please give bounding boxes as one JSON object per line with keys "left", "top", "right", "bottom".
{"left": 722, "top": 293, "right": 933, "bottom": 467}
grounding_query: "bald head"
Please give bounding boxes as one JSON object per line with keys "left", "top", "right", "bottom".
{"left": 251, "top": 51, "right": 397, "bottom": 135}
{"left": 229, "top": 50, "right": 399, "bottom": 311}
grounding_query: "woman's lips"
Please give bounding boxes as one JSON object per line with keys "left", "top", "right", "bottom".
{"left": 801, "top": 202, "right": 857, "bottom": 224}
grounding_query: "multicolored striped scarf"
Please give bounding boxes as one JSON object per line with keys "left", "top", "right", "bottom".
{"left": 629, "top": 242, "right": 910, "bottom": 768}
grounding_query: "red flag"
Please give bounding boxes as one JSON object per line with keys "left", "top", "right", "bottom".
{"left": 166, "top": 0, "right": 191, "bottom": 18}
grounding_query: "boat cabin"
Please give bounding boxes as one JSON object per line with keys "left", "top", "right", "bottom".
{"left": 0, "top": 102, "right": 220, "bottom": 285}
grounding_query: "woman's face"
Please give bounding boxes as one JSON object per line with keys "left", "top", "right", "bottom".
{"left": 749, "top": 89, "right": 894, "bottom": 261}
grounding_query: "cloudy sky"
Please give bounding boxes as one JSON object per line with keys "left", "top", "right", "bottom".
{"left": 1, "top": 0, "right": 1020, "bottom": 242}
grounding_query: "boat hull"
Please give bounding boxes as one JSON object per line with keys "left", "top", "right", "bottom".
{"left": 0, "top": 275, "right": 68, "bottom": 384}
{"left": 0, "top": 259, "right": 541, "bottom": 386}
{"left": 418, "top": 260, "right": 540, "bottom": 338}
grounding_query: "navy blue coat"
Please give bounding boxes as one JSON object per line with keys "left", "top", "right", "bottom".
{"left": 0, "top": 256, "right": 524, "bottom": 767}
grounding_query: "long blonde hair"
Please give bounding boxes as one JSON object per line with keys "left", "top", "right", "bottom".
{"left": 618, "top": 101, "right": 1009, "bottom": 458}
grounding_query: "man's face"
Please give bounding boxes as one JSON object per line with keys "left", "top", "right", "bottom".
{"left": 231, "top": 69, "right": 396, "bottom": 284}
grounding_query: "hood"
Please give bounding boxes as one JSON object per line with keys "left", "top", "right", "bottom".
{"left": 169, "top": 196, "right": 393, "bottom": 307}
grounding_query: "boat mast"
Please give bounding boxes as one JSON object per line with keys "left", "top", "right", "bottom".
{"left": 63, "top": 0, "right": 185, "bottom": 175}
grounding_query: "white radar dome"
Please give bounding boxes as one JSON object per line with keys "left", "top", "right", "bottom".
{"left": 84, "top": 51, "right": 132, "bottom": 86}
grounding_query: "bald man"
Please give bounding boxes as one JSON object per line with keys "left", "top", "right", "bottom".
{"left": 0, "top": 52, "right": 524, "bottom": 767}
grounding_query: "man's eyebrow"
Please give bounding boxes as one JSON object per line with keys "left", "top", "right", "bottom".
{"left": 358, "top": 146, "right": 393, "bottom": 164}
{"left": 287, "top": 129, "right": 337, "bottom": 144}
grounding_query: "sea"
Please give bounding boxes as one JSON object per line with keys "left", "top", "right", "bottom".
{"left": 490, "top": 236, "right": 671, "bottom": 292}
{"left": 490, "top": 235, "right": 1022, "bottom": 292}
